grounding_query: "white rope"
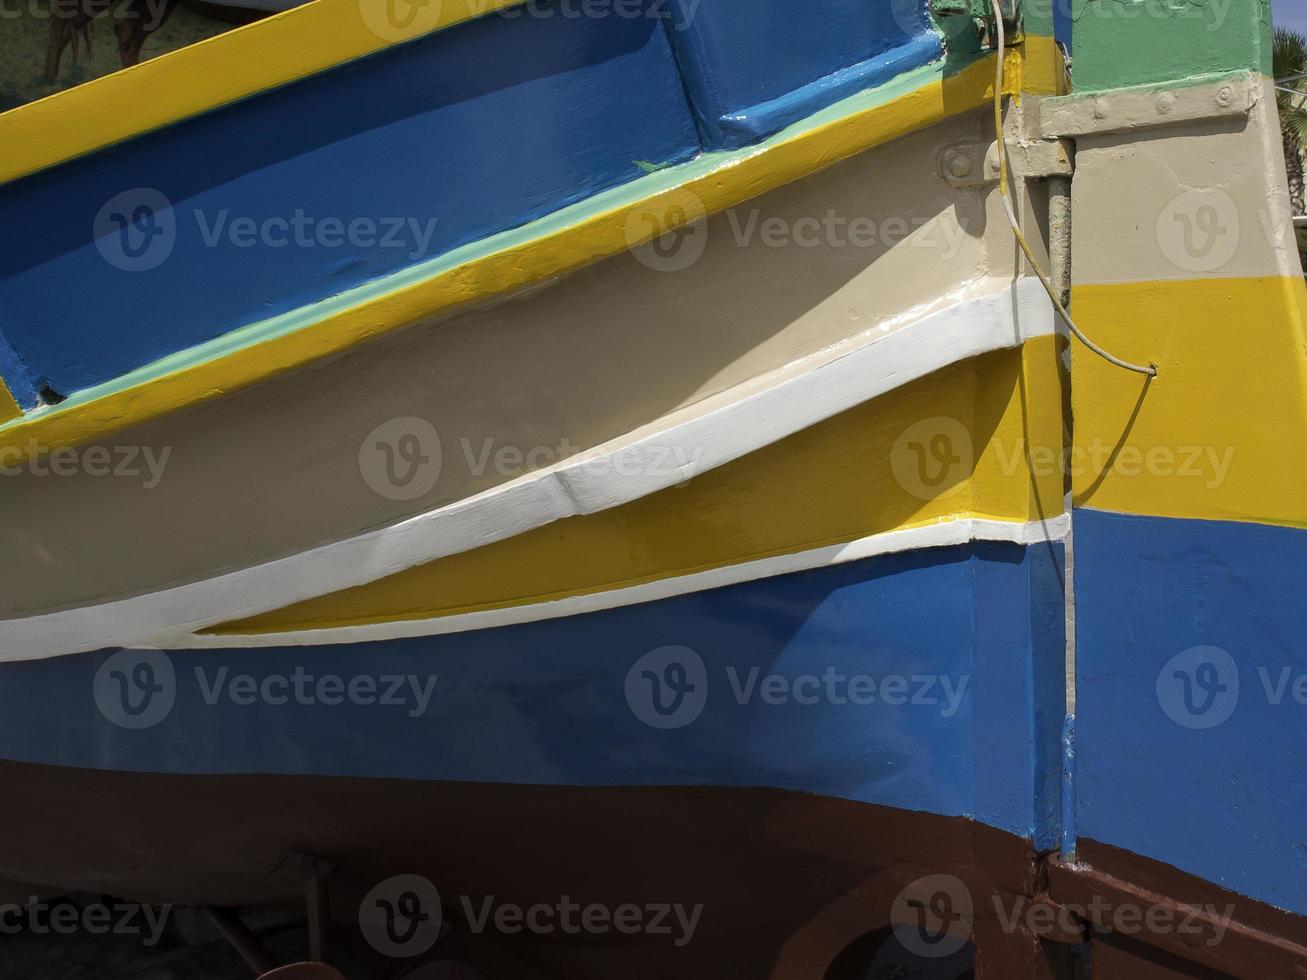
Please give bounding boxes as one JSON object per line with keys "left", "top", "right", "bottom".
{"left": 989, "top": 0, "right": 1157, "bottom": 377}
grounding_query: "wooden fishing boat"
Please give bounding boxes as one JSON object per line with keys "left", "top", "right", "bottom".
{"left": 0, "top": 0, "right": 1304, "bottom": 976}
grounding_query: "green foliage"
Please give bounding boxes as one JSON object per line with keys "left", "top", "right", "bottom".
{"left": 1276, "top": 28, "right": 1307, "bottom": 164}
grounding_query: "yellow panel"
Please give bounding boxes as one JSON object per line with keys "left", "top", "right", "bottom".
{"left": 0, "top": 381, "right": 19, "bottom": 424}
{"left": 0, "top": 0, "right": 524, "bottom": 187}
{"left": 1071, "top": 276, "right": 1307, "bottom": 527}
{"left": 1015, "top": 36, "right": 1069, "bottom": 97}
{"left": 211, "top": 337, "right": 1063, "bottom": 634}
{"left": 0, "top": 55, "right": 1005, "bottom": 462}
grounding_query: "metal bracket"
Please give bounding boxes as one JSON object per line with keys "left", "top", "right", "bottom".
{"left": 1036, "top": 71, "right": 1258, "bottom": 139}
{"left": 940, "top": 138, "right": 1074, "bottom": 187}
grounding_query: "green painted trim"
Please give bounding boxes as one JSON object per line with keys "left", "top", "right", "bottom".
{"left": 1071, "top": 0, "right": 1272, "bottom": 91}
{"left": 1022, "top": 0, "right": 1057, "bottom": 40}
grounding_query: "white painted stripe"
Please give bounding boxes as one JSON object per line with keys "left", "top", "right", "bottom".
{"left": 0, "top": 279, "right": 1052, "bottom": 662}
{"left": 173, "top": 515, "right": 1070, "bottom": 649}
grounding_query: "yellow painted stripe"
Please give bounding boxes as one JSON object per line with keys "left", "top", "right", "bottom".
{"left": 0, "top": 0, "right": 523, "bottom": 187}
{"left": 0, "top": 54, "right": 1006, "bottom": 460}
{"left": 209, "top": 338, "right": 1064, "bottom": 634}
{"left": 1071, "top": 275, "right": 1307, "bottom": 528}
{"left": 0, "top": 380, "right": 19, "bottom": 424}
{"left": 1015, "top": 35, "right": 1068, "bottom": 97}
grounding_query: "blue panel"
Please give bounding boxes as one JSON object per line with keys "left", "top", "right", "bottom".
{"left": 1075, "top": 508, "right": 1307, "bottom": 916}
{"left": 0, "top": 543, "right": 1061, "bottom": 838}
{"left": 0, "top": 325, "right": 38, "bottom": 409}
{"left": 1054, "top": 0, "right": 1072, "bottom": 48}
{"left": 0, "top": 4, "right": 701, "bottom": 397}
{"left": 664, "top": 0, "right": 941, "bottom": 148}
{"left": 972, "top": 540, "right": 1065, "bottom": 848}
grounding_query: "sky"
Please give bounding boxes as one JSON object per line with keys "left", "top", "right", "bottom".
{"left": 1275, "top": 0, "right": 1307, "bottom": 35}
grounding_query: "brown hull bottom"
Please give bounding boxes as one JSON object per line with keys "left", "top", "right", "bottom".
{"left": 0, "top": 761, "right": 1303, "bottom": 978}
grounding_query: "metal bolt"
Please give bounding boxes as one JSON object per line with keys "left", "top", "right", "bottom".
{"left": 1156, "top": 92, "right": 1176, "bottom": 114}
{"left": 1216, "top": 86, "right": 1234, "bottom": 107}
{"left": 946, "top": 151, "right": 973, "bottom": 179}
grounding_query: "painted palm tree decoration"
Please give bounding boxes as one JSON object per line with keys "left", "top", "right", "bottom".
{"left": 1275, "top": 27, "right": 1307, "bottom": 215}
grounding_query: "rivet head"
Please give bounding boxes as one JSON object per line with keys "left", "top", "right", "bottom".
{"left": 1216, "top": 86, "right": 1234, "bottom": 107}
{"left": 1156, "top": 91, "right": 1177, "bottom": 114}
{"left": 946, "top": 151, "right": 973, "bottom": 178}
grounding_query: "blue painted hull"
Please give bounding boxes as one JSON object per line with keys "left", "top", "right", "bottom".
{"left": 0, "top": 0, "right": 944, "bottom": 404}
{"left": 0, "top": 542, "right": 1064, "bottom": 846}
{"left": 1075, "top": 508, "right": 1307, "bottom": 918}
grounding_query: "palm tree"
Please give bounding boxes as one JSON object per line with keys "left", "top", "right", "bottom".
{"left": 1274, "top": 27, "right": 1307, "bottom": 216}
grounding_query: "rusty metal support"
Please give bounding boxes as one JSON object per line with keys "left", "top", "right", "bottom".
{"left": 205, "top": 906, "right": 280, "bottom": 976}
{"left": 270, "top": 851, "right": 336, "bottom": 966}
